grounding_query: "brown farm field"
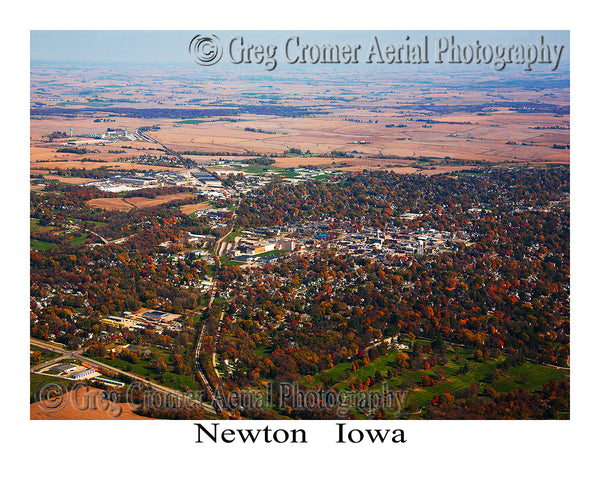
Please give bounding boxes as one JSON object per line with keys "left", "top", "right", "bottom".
{"left": 86, "top": 192, "right": 196, "bottom": 211}
{"left": 86, "top": 197, "right": 134, "bottom": 211}
{"left": 125, "top": 192, "right": 196, "bottom": 209}
{"left": 146, "top": 108, "right": 569, "bottom": 166}
{"left": 30, "top": 387, "right": 152, "bottom": 420}
{"left": 43, "top": 175, "right": 93, "bottom": 185}
{"left": 30, "top": 65, "right": 569, "bottom": 179}
{"left": 180, "top": 201, "right": 210, "bottom": 215}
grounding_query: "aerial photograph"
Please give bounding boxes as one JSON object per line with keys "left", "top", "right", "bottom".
{"left": 29, "top": 30, "right": 570, "bottom": 421}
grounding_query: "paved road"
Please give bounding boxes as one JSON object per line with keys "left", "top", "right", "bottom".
{"left": 31, "top": 338, "right": 216, "bottom": 415}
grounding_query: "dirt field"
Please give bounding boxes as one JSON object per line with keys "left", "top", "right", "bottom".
{"left": 86, "top": 197, "right": 134, "bottom": 211}
{"left": 87, "top": 192, "right": 196, "bottom": 212}
{"left": 30, "top": 387, "right": 152, "bottom": 420}
{"left": 180, "top": 201, "right": 210, "bottom": 215}
{"left": 31, "top": 65, "right": 570, "bottom": 175}
{"left": 43, "top": 175, "right": 93, "bottom": 185}
{"left": 145, "top": 109, "right": 569, "bottom": 165}
{"left": 125, "top": 192, "right": 196, "bottom": 209}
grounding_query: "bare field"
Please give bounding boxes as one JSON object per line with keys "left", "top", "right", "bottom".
{"left": 43, "top": 175, "right": 93, "bottom": 184}
{"left": 87, "top": 192, "right": 196, "bottom": 211}
{"left": 31, "top": 66, "right": 570, "bottom": 174}
{"left": 30, "top": 387, "right": 151, "bottom": 420}
{"left": 30, "top": 143, "right": 184, "bottom": 167}
{"left": 87, "top": 197, "right": 134, "bottom": 211}
{"left": 125, "top": 192, "right": 196, "bottom": 209}
{"left": 147, "top": 110, "right": 569, "bottom": 165}
{"left": 180, "top": 201, "right": 210, "bottom": 215}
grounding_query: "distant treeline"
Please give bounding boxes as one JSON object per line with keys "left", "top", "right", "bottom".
{"left": 246, "top": 157, "right": 276, "bottom": 165}
{"left": 244, "top": 127, "right": 276, "bottom": 134}
{"left": 44, "top": 131, "right": 68, "bottom": 141}
{"left": 385, "top": 101, "right": 570, "bottom": 116}
{"left": 179, "top": 150, "right": 259, "bottom": 157}
{"left": 413, "top": 119, "right": 473, "bottom": 125}
{"left": 56, "top": 147, "right": 89, "bottom": 154}
{"left": 30, "top": 104, "right": 323, "bottom": 119}
{"left": 48, "top": 167, "right": 140, "bottom": 179}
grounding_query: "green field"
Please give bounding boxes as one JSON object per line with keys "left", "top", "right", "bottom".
{"left": 226, "top": 230, "right": 243, "bottom": 242}
{"left": 68, "top": 217, "right": 108, "bottom": 228}
{"left": 219, "top": 255, "right": 245, "bottom": 266}
{"left": 254, "top": 249, "right": 289, "bottom": 258}
{"left": 175, "top": 119, "right": 207, "bottom": 124}
{"left": 30, "top": 238, "right": 58, "bottom": 251}
{"left": 312, "top": 174, "right": 330, "bottom": 180}
{"left": 491, "top": 363, "right": 568, "bottom": 393}
{"left": 70, "top": 233, "right": 89, "bottom": 246}
{"left": 240, "top": 165, "right": 300, "bottom": 178}
{"left": 314, "top": 340, "right": 569, "bottom": 415}
{"left": 30, "top": 373, "right": 72, "bottom": 403}
{"left": 90, "top": 352, "right": 196, "bottom": 391}
{"left": 255, "top": 345, "right": 275, "bottom": 358}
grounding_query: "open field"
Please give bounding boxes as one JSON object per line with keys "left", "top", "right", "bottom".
{"left": 30, "top": 157, "right": 184, "bottom": 173}
{"left": 316, "top": 339, "right": 569, "bottom": 413}
{"left": 43, "top": 175, "right": 93, "bottom": 184}
{"left": 86, "top": 197, "right": 134, "bottom": 211}
{"left": 180, "top": 201, "right": 210, "bottom": 215}
{"left": 149, "top": 114, "right": 569, "bottom": 165}
{"left": 89, "top": 354, "right": 197, "bottom": 391}
{"left": 30, "top": 383, "right": 151, "bottom": 420}
{"left": 31, "top": 65, "right": 569, "bottom": 176}
{"left": 86, "top": 192, "right": 195, "bottom": 211}
{"left": 124, "top": 192, "right": 196, "bottom": 208}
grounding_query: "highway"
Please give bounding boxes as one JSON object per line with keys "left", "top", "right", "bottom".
{"left": 31, "top": 338, "right": 216, "bottom": 415}
{"left": 135, "top": 129, "right": 185, "bottom": 162}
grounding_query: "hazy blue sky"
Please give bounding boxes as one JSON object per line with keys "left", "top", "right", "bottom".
{"left": 31, "top": 30, "right": 569, "bottom": 67}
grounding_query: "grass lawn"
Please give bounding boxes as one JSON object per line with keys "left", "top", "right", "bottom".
{"left": 30, "top": 373, "right": 72, "bottom": 403}
{"left": 241, "top": 165, "right": 299, "bottom": 178}
{"left": 226, "top": 230, "right": 243, "bottom": 242}
{"left": 69, "top": 217, "right": 108, "bottom": 228}
{"left": 175, "top": 119, "right": 207, "bottom": 124}
{"left": 254, "top": 249, "right": 289, "bottom": 258}
{"left": 255, "top": 345, "right": 275, "bottom": 358}
{"left": 70, "top": 233, "right": 89, "bottom": 246}
{"left": 89, "top": 352, "right": 196, "bottom": 392}
{"left": 314, "top": 339, "right": 570, "bottom": 415}
{"left": 220, "top": 255, "right": 245, "bottom": 266}
{"left": 491, "top": 363, "right": 568, "bottom": 393}
{"left": 31, "top": 238, "right": 58, "bottom": 251}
